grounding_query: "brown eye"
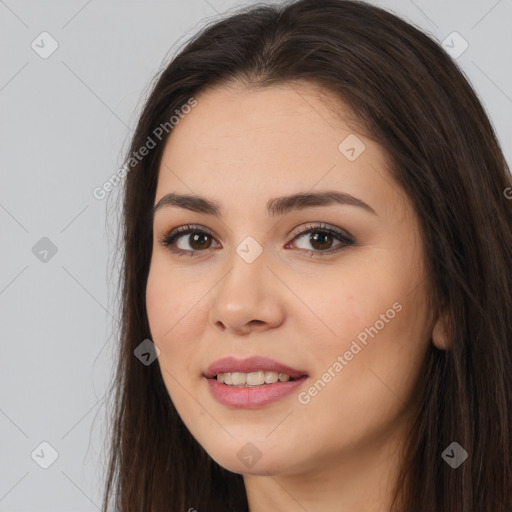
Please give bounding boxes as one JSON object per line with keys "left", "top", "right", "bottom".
{"left": 160, "top": 225, "right": 220, "bottom": 256}
{"left": 306, "top": 231, "right": 335, "bottom": 251}
{"left": 187, "top": 232, "right": 213, "bottom": 250}
{"left": 288, "top": 223, "right": 354, "bottom": 256}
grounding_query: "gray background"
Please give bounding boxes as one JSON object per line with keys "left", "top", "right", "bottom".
{"left": 1, "top": 0, "right": 510, "bottom": 510}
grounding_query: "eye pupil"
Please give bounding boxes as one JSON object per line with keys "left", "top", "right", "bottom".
{"left": 310, "top": 231, "right": 332, "bottom": 250}
{"left": 190, "top": 232, "right": 211, "bottom": 250}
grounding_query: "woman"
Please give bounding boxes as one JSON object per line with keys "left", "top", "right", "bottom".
{"left": 101, "top": 0, "right": 512, "bottom": 510}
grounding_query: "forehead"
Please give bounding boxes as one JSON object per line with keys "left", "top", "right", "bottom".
{"left": 155, "top": 82, "right": 404, "bottom": 221}
{"left": 162, "top": 81, "right": 364, "bottom": 163}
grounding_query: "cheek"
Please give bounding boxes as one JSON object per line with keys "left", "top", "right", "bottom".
{"left": 145, "top": 259, "right": 205, "bottom": 382}
{"left": 146, "top": 257, "right": 202, "bottom": 340}
{"left": 294, "top": 286, "right": 428, "bottom": 453}
{"left": 146, "top": 260, "right": 207, "bottom": 413}
{"left": 320, "top": 241, "right": 426, "bottom": 345}
{"left": 296, "top": 253, "right": 429, "bottom": 396}
{"left": 288, "top": 259, "right": 399, "bottom": 345}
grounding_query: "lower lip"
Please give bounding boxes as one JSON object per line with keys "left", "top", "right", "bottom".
{"left": 205, "top": 376, "right": 308, "bottom": 409}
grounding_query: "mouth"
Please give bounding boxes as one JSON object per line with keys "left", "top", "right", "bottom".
{"left": 204, "top": 372, "right": 309, "bottom": 409}
{"left": 203, "top": 356, "right": 309, "bottom": 407}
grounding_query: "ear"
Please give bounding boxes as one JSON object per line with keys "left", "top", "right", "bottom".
{"left": 431, "top": 307, "right": 451, "bottom": 350}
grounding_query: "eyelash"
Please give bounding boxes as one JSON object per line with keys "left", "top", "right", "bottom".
{"left": 158, "top": 223, "right": 354, "bottom": 258}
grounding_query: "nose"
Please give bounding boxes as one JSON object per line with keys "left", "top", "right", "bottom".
{"left": 208, "top": 249, "right": 285, "bottom": 335}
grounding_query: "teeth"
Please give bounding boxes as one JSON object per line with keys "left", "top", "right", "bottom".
{"left": 216, "top": 371, "right": 293, "bottom": 386}
{"left": 246, "top": 371, "right": 265, "bottom": 386}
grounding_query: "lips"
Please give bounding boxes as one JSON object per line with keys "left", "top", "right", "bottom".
{"left": 204, "top": 355, "right": 308, "bottom": 380}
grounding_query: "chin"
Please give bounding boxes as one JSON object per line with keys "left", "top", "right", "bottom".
{"left": 204, "top": 442, "right": 302, "bottom": 476}
{"left": 214, "top": 456, "right": 288, "bottom": 476}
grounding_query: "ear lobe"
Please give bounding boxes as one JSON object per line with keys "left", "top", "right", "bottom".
{"left": 431, "top": 308, "right": 451, "bottom": 350}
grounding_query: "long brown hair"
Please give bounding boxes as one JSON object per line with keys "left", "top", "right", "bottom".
{"left": 101, "top": 0, "right": 512, "bottom": 510}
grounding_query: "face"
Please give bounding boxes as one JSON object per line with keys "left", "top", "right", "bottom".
{"left": 146, "top": 81, "right": 435, "bottom": 477}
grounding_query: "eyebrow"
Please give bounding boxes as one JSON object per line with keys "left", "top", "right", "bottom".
{"left": 152, "top": 190, "right": 377, "bottom": 218}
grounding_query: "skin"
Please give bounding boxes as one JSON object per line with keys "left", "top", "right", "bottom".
{"left": 146, "top": 81, "right": 446, "bottom": 512}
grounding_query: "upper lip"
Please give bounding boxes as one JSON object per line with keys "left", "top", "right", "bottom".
{"left": 204, "top": 356, "right": 308, "bottom": 379}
